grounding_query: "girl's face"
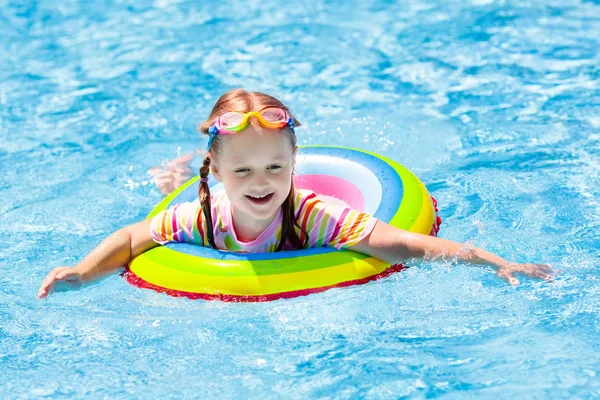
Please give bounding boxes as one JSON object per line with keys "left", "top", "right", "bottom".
{"left": 211, "top": 123, "right": 297, "bottom": 229}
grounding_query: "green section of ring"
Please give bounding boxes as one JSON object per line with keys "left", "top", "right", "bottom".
{"left": 134, "top": 245, "right": 371, "bottom": 277}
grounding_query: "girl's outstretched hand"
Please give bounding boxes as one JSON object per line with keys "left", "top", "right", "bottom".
{"left": 37, "top": 267, "right": 84, "bottom": 299}
{"left": 495, "top": 262, "right": 554, "bottom": 286}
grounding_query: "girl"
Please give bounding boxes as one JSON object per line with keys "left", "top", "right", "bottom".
{"left": 38, "top": 89, "right": 554, "bottom": 299}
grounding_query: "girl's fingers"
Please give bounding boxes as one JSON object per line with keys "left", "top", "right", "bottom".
{"left": 41, "top": 268, "right": 65, "bottom": 286}
{"left": 38, "top": 273, "right": 58, "bottom": 297}
{"left": 165, "top": 156, "right": 194, "bottom": 169}
{"left": 522, "top": 264, "right": 554, "bottom": 280}
{"left": 152, "top": 169, "right": 192, "bottom": 195}
{"left": 534, "top": 270, "right": 553, "bottom": 280}
{"left": 497, "top": 263, "right": 555, "bottom": 285}
{"left": 529, "top": 263, "right": 552, "bottom": 273}
{"left": 151, "top": 153, "right": 194, "bottom": 178}
{"left": 542, "top": 274, "right": 554, "bottom": 282}
{"left": 38, "top": 278, "right": 55, "bottom": 298}
{"left": 174, "top": 153, "right": 195, "bottom": 163}
{"left": 56, "top": 270, "right": 75, "bottom": 280}
{"left": 37, "top": 281, "right": 50, "bottom": 298}
{"left": 173, "top": 173, "right": 192, "bottom": 181}
{"left": 497, "top": 270, "right": 520, "bottom": 286}
{"left": 169, "top": 167, "right": 192, "bottom": 175}
{"left": 157, "top": 183, "right": 173, "bottom": 195}
{"left": 538, "top": 264, "right": 553, "bottom": 274}
{"left": 38, "top": 267, "right": 74, "bottom": 298}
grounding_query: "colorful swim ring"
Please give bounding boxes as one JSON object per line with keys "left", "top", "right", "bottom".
{"left": 125, "top": 146, "right": 440, "bottom": 301}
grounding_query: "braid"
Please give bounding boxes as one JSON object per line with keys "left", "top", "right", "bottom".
{"left": 276, "top": 181, "right": 308, "bottom": 251}
{"left": 198, "top": 155, "right": 217, "bottom": 249}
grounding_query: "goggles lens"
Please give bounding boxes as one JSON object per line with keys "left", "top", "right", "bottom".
{"left": 216, "top": 107, "right": 289, "bottom": 132}
{"left": 219, "top": 112, "right": 245, "bottom": 128}
{"left": 260, "top": 107, "right": 287, "bottom": 123}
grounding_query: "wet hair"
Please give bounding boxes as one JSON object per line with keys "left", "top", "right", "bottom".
{"left": 197, "top": 88, "right": 307, "bottom": 251}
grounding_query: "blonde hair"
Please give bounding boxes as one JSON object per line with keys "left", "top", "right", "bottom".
{"left": 198, "top": 89, "right": 307, "bottom": 251}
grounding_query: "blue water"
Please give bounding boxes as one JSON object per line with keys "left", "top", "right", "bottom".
{"left": 1, "top": 0, "right": 599, "bottom": 398}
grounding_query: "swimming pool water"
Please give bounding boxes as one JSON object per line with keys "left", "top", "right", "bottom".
{"left": 1, "top": 0, "right": 599, "bottom": 398}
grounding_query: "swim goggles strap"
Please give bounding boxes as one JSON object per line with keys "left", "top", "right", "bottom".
{"left": 207, "top": 125, "right": 219, "bottom": 150}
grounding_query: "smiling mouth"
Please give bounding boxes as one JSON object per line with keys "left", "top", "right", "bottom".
{"left": 245, "top": 193, "right": 274, "bottom": 204}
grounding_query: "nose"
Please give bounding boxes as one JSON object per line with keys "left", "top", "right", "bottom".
{"left": 251, "top": 171, "right": 269, "bottom": 189}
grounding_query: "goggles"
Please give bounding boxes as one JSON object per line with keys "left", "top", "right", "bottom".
{"left": 207, "top": 107, "right": 295, "bottom": 149}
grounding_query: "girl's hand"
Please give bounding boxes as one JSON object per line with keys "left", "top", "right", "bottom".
{"left": 495, "top": 262, "right": 554, "bottom": 286}
{"left": 148, "top": 152, "right": 195, "bottom": 195}
{"left": 37, "top": 267, "right": 84, "bottom": 299}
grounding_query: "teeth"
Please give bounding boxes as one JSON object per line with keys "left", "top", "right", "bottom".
{"left": 249, "top": 194, "right": 270, "bottom": 199}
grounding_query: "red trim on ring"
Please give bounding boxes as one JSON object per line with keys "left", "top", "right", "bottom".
{"left": 429, "top": 196, "right": 442, "bottom": 237}
{"left": 122, "top": 263, "right": 408, "bottom": 302}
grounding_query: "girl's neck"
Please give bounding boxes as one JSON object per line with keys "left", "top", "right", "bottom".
{"left": 230, "top": 206, "right": 280, "bottom": 242}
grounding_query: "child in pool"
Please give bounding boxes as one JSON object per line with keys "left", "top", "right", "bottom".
{"left": 38, "top": 89, "right": 554, "bottom": 298}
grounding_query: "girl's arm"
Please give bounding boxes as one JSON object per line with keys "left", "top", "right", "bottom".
{"left": 37, "top": 219, "right": 158, "bottom": 298}
{"left": 350, "top": 220, "right": 554, "bottom": 285}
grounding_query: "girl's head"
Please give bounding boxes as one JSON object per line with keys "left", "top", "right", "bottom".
{"left": 197, "top": 89, "right": 306, "bottom": 250}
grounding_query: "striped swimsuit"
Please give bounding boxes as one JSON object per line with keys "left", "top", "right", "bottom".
{"left": 150, "top": 189, "right": 377, "bottom": 252}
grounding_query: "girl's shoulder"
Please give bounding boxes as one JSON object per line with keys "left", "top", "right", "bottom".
{"left": 210, "top": 189, "right": 228, "bottom": 204}
{"left": 293, "top": 189, "right": 345, "bottom": 221}
{"left": 293, "top": 188, "right": 320, "bottom": 209}
{"left": 293, "top": 189, "right": 349, "bottom": 211}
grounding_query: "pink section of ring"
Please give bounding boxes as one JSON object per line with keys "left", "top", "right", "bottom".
{"left": 293, "top": 174, "right": 365, "bottom": 212}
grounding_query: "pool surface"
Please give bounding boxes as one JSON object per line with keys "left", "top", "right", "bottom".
{"left": 1, "top": 0, "right": 599, "bottom": 398}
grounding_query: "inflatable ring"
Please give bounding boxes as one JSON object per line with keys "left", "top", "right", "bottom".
{"left": 125, "top": 146, "right": 440, "bottom": 301}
